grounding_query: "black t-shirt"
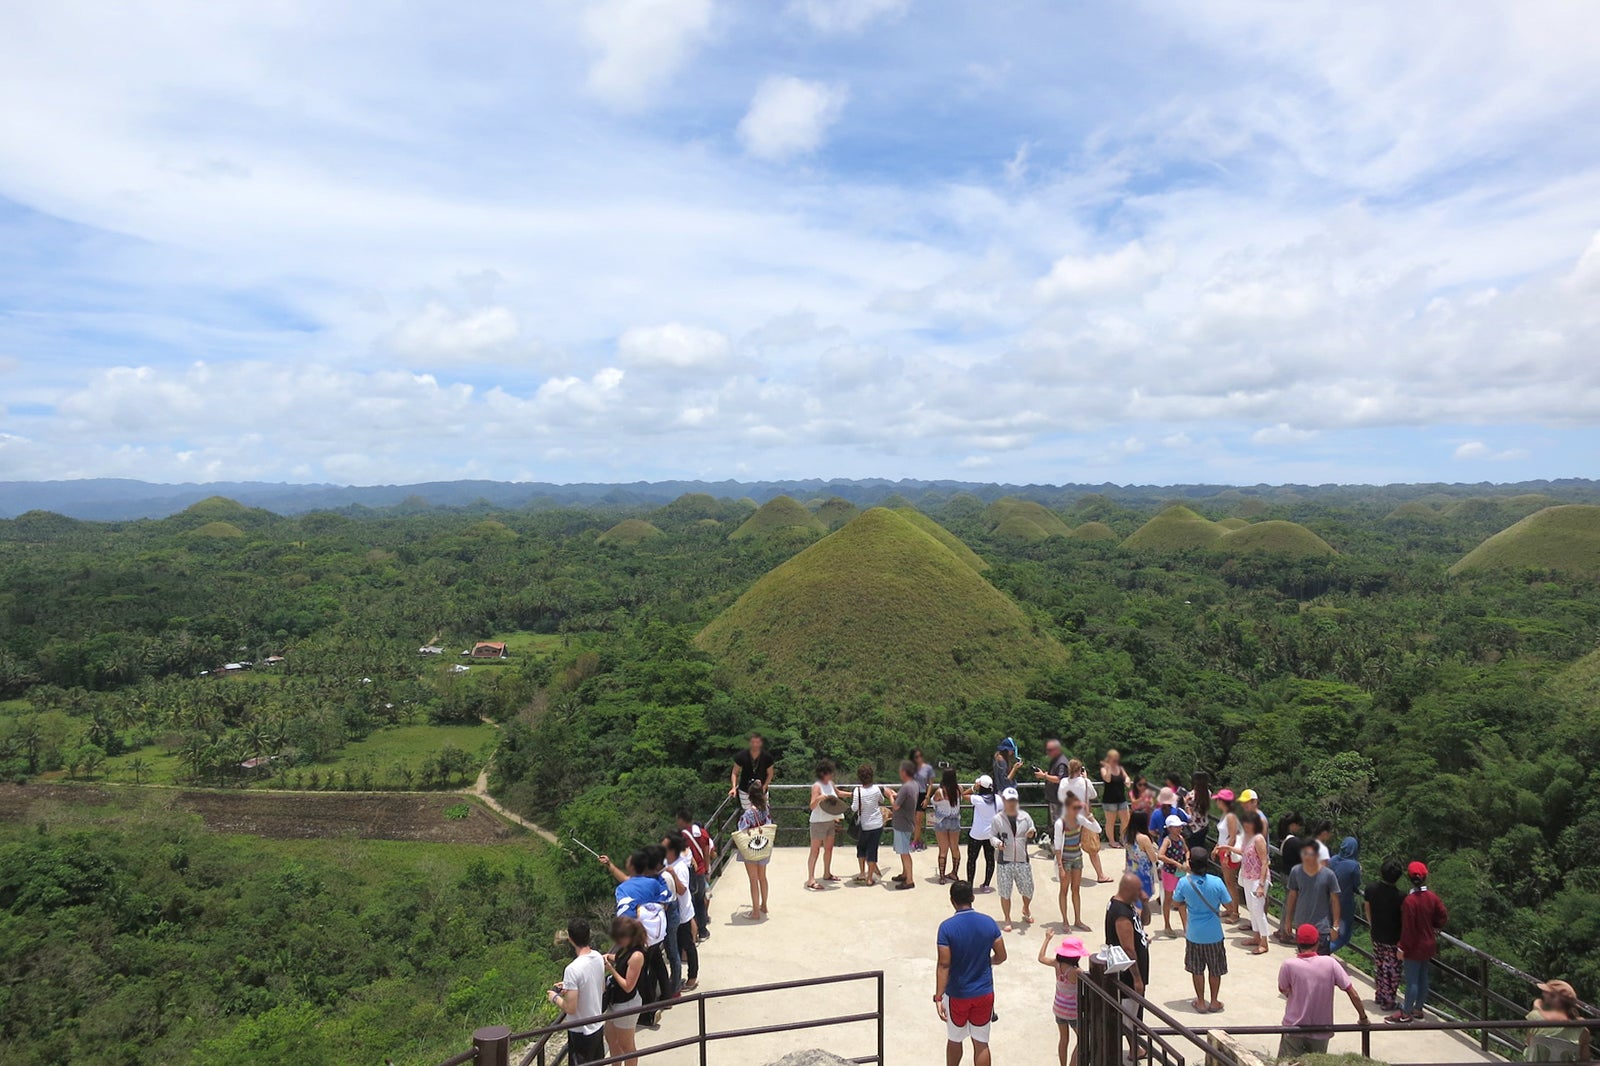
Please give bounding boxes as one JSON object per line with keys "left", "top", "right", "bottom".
{"left": 1364, "top": 882, "right": 1404, "bottom": 945}
{"left": 1101, "top": 766, "right": 1128, "bottom": 805}
{"left": 1279, "top": 834, "right": 1303, "bottom": 877}
{"left": 733, "top": 750, "right": 775, "bottom": 793}
{"left": 1048, "top": 755, "right": 1070, "bottom": 800}
{"left": 1105, "top": 898, "right": 1150, "bottom": 981}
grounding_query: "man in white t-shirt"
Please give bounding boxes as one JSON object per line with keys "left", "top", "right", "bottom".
{"left": 549, "top": 918, "right": 606, "bottom": 1064}
{"left": 990, "top": 787, "right": 1036, "bottom": 931}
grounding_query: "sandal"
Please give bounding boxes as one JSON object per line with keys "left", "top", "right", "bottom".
{"left": 805, "top": 881, "right": 822, "bottom": 891}
{"left": 823, "top": 874, "right": 841, "bottom": 882}
{"left": 1210, "top": 1002, "right": 1224, "bottom": 1013}
{"left": 1191, "top": 1000, "right": 1210, "bottom": 1014}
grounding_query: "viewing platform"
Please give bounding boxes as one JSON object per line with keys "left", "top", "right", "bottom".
{"left": 640, "top": 846, "right": 1498, "bottom": 1065}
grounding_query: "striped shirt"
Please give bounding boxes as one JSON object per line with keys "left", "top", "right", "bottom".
{"left": 1054, "top": 970, "right": 1079, "bottom": 1021}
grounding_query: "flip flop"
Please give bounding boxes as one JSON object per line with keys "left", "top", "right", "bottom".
{"left": 805, "top": 882, "right": 823, "bottom": 891}
{"left": 1191, "top": 1000, "right": 1210, "bottom": 1014}
{"left": 1249, "top": 948, "right": 1270, "bottom": 956}
{"left": 823, "top": 875, "right": 841, "bottom": 882}
{"left": 1002, "top": 922, "right": 1013, "bottom": 933}
{"left": 1210, "top": 1002, "right": 1224, "bottom": 1013}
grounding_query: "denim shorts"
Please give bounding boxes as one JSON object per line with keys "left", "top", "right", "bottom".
{"left": 893, "top": 830, "right": 914, "bottom": 855}
{"left": 935, "top": 813, "right": 962, "bottom": 833}
{"left": 1102, "top": 802, "right": 1131, "bottom": 812}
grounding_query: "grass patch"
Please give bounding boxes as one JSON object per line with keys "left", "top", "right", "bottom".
{"left": 102, "top": 740, "right": 188, "bottom": 785}
{"left": 315, "top": 722, "right": 497, "bottom": 785}
{"left": 1122, "top": 504, "right": 1225, "bottom": 551}
{"left": 983, "top": 497, "right": 1073, "bottom": 540}
{"left": 596, "top": 519, "right": 663, "bottom": 545}
{"left": 1216, "top": 519, "right": 1337, "bottom": 557}
{"left": 729, "top": 495, "right": 827, "bottom": 540}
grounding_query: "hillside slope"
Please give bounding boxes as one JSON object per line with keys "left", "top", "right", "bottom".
{"left": 1449, "top": 505, "right": 1600, "bottom": 577}
{"left": 729, "top": 495, "right": 827, "bottom": 540}
{"left": 696, "top": 508, "right": 1066, "bottom": 705}
{"left": 1122, "top": 505, "right": 1224, "bottom": 551}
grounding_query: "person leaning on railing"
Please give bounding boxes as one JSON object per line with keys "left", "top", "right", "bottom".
{"left": 1525, "top": 979, "right": 1593, "bottom": 1062}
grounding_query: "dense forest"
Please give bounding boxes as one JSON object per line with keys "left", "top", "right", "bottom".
{"left": 2, "top": 486, "right": 1599, "bottom": 1064}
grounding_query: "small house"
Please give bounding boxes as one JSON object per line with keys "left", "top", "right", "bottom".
{"left": 418, "top": 645, "right": 444, "bottom": 655}
{"left": 467, "top": 641, "right": 508, "bottom": 659}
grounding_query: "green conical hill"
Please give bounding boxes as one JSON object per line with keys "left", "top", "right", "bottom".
{"left": 598, "top": 519, "right": 664, "bottom": 546}
{"left": 992, "top": 514, "right": 1052, "bottom": 542}
{"left": 893, "top": 509, "right": 988, "bottom": 571}
{"left": 183, "top": 496, "right": 251, "bottom": 518}
{"left": 730, "top": 496, "right": 827, "bottom": 540}
{"left": 1215, "top": 520, "right": 1335, "bottom": 558}
{"left": 815, "top": 497, "right": 859, "bottom": 529}
{"left": 983, "top": 498, "right": 1072, "bottom": 539}
{"left": 1122, "top": 506, "right": 1224, "bottom": 551}
{"left": 1070, "top": 521, "right": 1118, "bottom": 541}
{"left": 653, "top": 493, "right": 722, "bottom": 525}
{"left": 186, "top": 521, "right": 245, "bottom": 539}
{"left": 696, "top": 508, "right": 1067, "bottom": 706}
{"left": 1449, "top": 506, "right": 1600, "bottom": 578}
{"left": 1216, "top": 518, "right": 1250, "bottom": 531}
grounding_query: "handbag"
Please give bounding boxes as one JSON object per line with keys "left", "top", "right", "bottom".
{"left": 1094, "top": 944, "right": 1136, "bottom": 974}
{"left": 732, "top": 822, "right": 774, "bottom": 862}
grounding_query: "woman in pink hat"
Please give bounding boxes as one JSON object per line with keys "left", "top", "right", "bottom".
{"left": 1213, "top": 789, "right": 1242, "bottom": 922}
{"left": 1038, "top": 929, "right": 1088, "bottom": 1066}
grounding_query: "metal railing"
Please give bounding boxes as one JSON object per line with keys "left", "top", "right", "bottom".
{"left": 445, "top": 971, "right": 886, "bottom": 1066}
{"left": 1079, "top": 956, "right": 1599, "bottom": 1066}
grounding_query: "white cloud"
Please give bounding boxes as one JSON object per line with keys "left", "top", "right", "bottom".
{"left": 787, "top": 0, "right": 911, "bottom": 33}
{"left": 1004, "top": 141, "right": 1032, "bottom": 183}
{"left": 580, "top": 0, "right": 714, "bottom": 109}
{"left": 386, "top": 303, "right": 521, "bottom": 362}
{"left": 737, "top": 76, "right": 849, "bottom": 161}
{"left": 616, "top": 322, "right": 732, "bottom": 370}
{"left": 1454, "top": 441, "right": 1531, "bottom": 462}
{"left": 1036, "top": 241, "right": 1175, "bottom": 300}
{"left": 1252, "top": 423, "right": 1318, "bottom": 446}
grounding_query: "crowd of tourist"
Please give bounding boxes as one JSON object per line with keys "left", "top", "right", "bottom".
{"left": 546, "top": 733, "right": 1590, "bottom": 1066}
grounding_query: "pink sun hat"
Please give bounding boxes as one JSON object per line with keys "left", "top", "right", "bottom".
{"left": 1055, "top": 936, "right": 1089, "bottom": 960}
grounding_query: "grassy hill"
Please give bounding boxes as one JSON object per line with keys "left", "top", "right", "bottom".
{"left": 1122, "top": 505, "right": 1224, "bottom": 551}
{"left": 696, "top": 508, "right": 1068, "bottom": 705}
{"left": 1215, "top": 520, "right": 1336, "bottom": 557}
{"left": 597, "top": 519, "right": 664, "bottom": 546}
{"left": 1386, "top": 502, "right": 1440, "bottom": 521}
{"left": 729, "top": 495, "right": 827, "bottom": 540}
{"left": 814, "top": 497, "right": 859, "bottom": 529}
{"left": 1069, "top": 521, "right": 1118, "bottom": 541}
{"left": 1217, "top": 517, "right": 1251, "bottom": 531}
{"left": 984, "top": 497, "right": 1073, "bottom": 540}
{"left": 185, "top": 520, "right": 246, "bottom": 539}
{"left": 1449, "top": 505, "right": 1600, "bottom": 578}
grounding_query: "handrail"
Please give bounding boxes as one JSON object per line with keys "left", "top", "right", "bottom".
{"left": 442, "top": 970, "right": 886, "bottom": 1066}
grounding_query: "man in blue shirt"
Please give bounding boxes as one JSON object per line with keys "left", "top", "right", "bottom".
{"left": 1172, "top": 848, "right": 1232, "bottom": 1014}
{"left": 935, "top": 880, "right": 1007, "bottom": 1066}
{"left": 1149, "top": 787, "right": 1190, "bottom": 838}
{"left": 600, "top": 850, "right": 673, "bottom": 1025}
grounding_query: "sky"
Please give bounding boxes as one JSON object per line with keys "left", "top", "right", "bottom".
{"left": 1, "top": 0, "right": 1598, "bottom": 488}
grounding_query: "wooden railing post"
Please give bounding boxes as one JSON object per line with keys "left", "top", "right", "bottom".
{"left": 1083, "top": 957, "right": 1122, "bottom": 1066}
{"left": 473, "top": 1025, "right": 511, "bottom": 1066}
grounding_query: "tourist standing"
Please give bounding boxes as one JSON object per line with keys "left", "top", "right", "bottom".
{"left": 935, "top": 880, "right": 1007, "bottom": 1066}
{"left": 1173, "top": 848, "right": 1232, "bottom": 1014}
{"left": 1100, "top": 750, "right": 1132, "bottom": 847}
{"left": 1278, "top": 813, "right": 1307, "bottom": 879}
{"left": 912, "top": 749, "right": 936, "bottom": 851}
{"left": 601, "top": 916, "right": 647, "bottom": 1066}
{"left": 1125, "top": 828, "right": 1161, "bottom": 927}
{"left": 992, "top": 786, "right": 1036, "bottom": 931}
{"left": 1061, "top": 760, "right": 1110, "bottom": 882}
{"left": 675, "top": 809, "right": 714, "bottom": 942}
{"left": 1130, "top": 776, "right": 1154, "bottom": 830}
{"left": 967, "top": 776, "right": 999, "bottom": 892}
{"left": 737, "top": 783, "right": 773, "bottom": 920}
{"left": 660, "top": 833, "right": 692, "bottom": 992}
{"left": 1148, "top": 787, "right": 1189, "bottom": 839}
{"left": 1156, "top": 814, "right": 1190, "bottom": 936}
{"left": 991, "top": 738, "right": 1022, "bottom": 795}
{"left": 891, "top": 760, "right": 919, "bottom": 890}
{"left": 597, "top": 851, "right": 672, "bottom": 1023}
{"left": 1329, "top": 837, "right": 1363, "bottom": 953}
{"left": 1390, "top": 861, "right": 1448, "bottom": 1024}
{"left": 1277, "top": 923, "right": 1368, "bottom": 1057}
{"left": 805, "top": 759, "right": 842, "bottom": 891}
{"left": 1107, "top": 872, "right": 1152, "bottom": 1063}
{"left": 729, "top": 734, "right": 775, "bottom": 811}
{"left": 850, "top": 763, "right": 888, "bottom": 886}
{"left": 1038, "top": 931, "right": 1087, "bottom": 1066}
{"left": 1282, "top": 841, "right": 1341, "bottom": 953}
{"left": 1035, "top": 739, "right": 1071, "bottom": 856}
{"left": 931, "top": 767, "right": 965, "bottom": 883}
{"left": 1365, "top": 859, "right": 1405, "bottom": 1012}
{"left": 1055, "top": 793, "right": 1092, "bottom": 931}
{"left": 1233, "top": 811, "right": 1272, "bottom": 954}
{"left": 550, "top": 917, "right": 606, "bottom": 1064}
{"left": 1213, "top": 789, "right": 1242, "bottom": 920}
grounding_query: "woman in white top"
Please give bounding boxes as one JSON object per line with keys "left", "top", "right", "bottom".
{"left": 1060, "top": 759, "right": 1111, "bottom": 882}
{"left": 965, "top": 775, "right": 1000, "bottom": 892}
{"left": 806, "top": 759, "right": 841, "bottom": 890}
{"left": 849, "top": 763, "right": 888, "bottom": 885}
{"left": 1212, "top": 789, "right": 1242, "bottom": 923}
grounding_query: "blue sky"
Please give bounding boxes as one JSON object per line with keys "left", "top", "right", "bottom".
{"left": 1, "top": 0, "right": 1598, "bottom": 486}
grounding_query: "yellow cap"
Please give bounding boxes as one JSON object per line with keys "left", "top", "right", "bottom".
{"left": 1238, "top": 789, "right": 1257, "bottom": 803}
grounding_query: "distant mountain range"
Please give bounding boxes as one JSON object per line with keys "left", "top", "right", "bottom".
{"left": 2, "top": 476, "right": 1599, "bottom": 520}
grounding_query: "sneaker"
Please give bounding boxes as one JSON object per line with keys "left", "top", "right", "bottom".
{"left": 1384, "top": 1012, "right": 1412, "bottom": 1024}
{"left": 895, "top": 881, "right": 916, "bottom": 890}
{"left": 683, "top": 980, "right": 699, "bottom": 992}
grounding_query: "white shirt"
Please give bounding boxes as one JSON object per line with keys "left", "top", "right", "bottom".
{"left": 562, "top": 950, "right": 606, "bottom": 1034}
{"left": 810, "top": 779, "right": 839, "bottom": 823}
{"left": 1053, "top": 809, "right": 1101, "bottom": 851}
{"left": 1059, "top": 774, "right": 1096, "bottom": 806}
{"left": 853, "top": 784, "right": 886, "bottom": 831}
{"left": 969, "top": 793, "right": 1000, "bottom": 841}
{"left": 669, "top": 855, "right": 693, "bottom": 915}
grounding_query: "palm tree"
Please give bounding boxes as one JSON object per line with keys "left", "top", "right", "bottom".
{"left": 128, "top": 757, "right": 150, "bottom": 785}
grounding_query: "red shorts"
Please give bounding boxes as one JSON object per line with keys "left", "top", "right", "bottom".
{"left": 1219, "top": 853, "right": 1240, "bottom": 870}
{"left": 946, "top": 993, "right": 995, "bottom": 1039}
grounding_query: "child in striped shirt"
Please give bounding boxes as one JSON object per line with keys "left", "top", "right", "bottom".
{"left": 1038, "top": 932, "right": 1088, "bottom": 1066}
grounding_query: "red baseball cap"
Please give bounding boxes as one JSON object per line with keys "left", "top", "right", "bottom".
{"left": 1407, "top": 861, "right": 1429, "bottom": 878}
{"left": 1296, "top": 923, "right": 1320, "bottom": 946}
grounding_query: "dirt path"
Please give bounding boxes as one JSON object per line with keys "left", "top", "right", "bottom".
{"left": 468, "top": 716, "right": 560, "bottom": 844}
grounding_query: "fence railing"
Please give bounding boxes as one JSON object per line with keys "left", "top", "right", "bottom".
{"left": 440, "top": 971, "right": 885, "bottom": 1066}
{"left": 1079, "top": 956, "right": 1599, "bottom": 1066}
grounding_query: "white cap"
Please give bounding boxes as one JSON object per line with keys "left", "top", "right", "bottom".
{"left": 1001, "top": 787, "right": 1020, "bottom": 801}
{"left": 976, "top": 774, "right": 993, "bottom": 789}
{"left": 1165, "top": 814, "right": 1186, "bottom": 828}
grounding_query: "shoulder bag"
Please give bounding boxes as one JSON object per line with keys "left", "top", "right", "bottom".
{"left": 732, "top": 820, "right": 774, "bottom": 862}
